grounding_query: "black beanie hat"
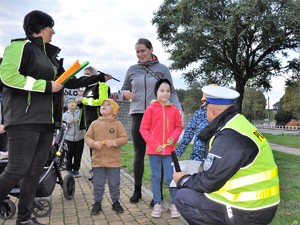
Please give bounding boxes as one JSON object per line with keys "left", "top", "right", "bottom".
{"left": 154, "top": 78, "right": 172, "bottom": 97}
{"left": 23, "top": 10, "right": 54, "bottom": 38}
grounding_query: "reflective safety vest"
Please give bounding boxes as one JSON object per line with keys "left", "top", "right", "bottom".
{"left": 206, "top": 114, "right": 280, "bottom": 210}
{"left": 82, "top": 82, "right": 109, "bottom": 107}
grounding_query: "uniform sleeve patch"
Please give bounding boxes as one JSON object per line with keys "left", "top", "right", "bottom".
{"left": 203, "top": 153, "right": 216, "bottom": 171}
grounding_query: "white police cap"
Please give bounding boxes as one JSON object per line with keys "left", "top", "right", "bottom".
{"left": 201, "top": 86, "right": 240, "bottom": 105}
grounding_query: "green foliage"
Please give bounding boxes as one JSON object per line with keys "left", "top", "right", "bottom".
{"left": 176, "top": 81, "right": 204, "bottom": 114}
{"left": 242, "top": 87, "right": 266, "bottom": 121}
{"left": 275, "top": 98, "right": 294, "bottom": 125}
{"left": 152, "top": 0, "right": 300, "bottom": 112}
{"left": 282, "top": 79, "right": 300, "bottom": 120}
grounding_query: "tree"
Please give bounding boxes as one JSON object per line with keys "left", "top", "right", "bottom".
{"left": 274, "top": 98, "right": 294, "bottom": 125}
{"left": 152, "top": 0, "right": 300, "bottom": 112}
{"left": 282, "top": 79, "right": 300, "bottom": 120}
{"left": 178, "top": 81, "right": 204, "bottom": 113}
{"left": 241, "top": 88, "right": 266, "bottom": 121}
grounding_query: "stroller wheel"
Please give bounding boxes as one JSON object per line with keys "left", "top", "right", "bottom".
{"left": 32, "top": 198, "right": 52, "bottom": 218}
{"left": 0, "top": 199, "right": 16, "bottom": 220}
{"left": 63, "top": 173, "right": 75, "bottom": 200}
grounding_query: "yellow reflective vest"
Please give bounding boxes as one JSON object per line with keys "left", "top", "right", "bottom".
{"left": 206, "top": 114, "right": 280, "bottom": 210}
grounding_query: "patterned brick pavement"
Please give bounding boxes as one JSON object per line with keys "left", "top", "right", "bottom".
{"left": 1, "top": 147, "right": 188, "bottom": 225}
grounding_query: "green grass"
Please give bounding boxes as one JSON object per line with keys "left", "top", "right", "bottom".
{"left": 262, "top": 133, "right": 300, "bottom": 149}
{"left": 121, "top": 137, "right": 300, "bottom": 224}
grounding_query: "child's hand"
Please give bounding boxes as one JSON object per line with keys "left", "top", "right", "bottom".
{"left": 156, "top": 145, "right": 164, "bottom": 153}
{"left": 167, "top": 138, "right": 174, "bottom": 146}
{"left": 92, "top": 141, "right": 103, "bottom": 150}
{"left": 102, "top": 140, "right": 115, "bottom": 148}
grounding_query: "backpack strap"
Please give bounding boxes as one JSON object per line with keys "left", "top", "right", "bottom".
{"left": 140, "top": 64, "right": 161, "bottom": 80}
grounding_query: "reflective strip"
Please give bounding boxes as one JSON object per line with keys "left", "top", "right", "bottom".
{"left": 219, "top": 168, "right": 278, "bottom": 191}
{"left": 215, "top": 185, "right": 279, "bottom": 202}
{"left": 87, "top": 98, "right": 93, "bottom": 106}
{"left": 24, "top": 77, "right": 36, "bottom": 91}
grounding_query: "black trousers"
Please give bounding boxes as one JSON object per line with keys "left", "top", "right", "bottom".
{"left": 175, "top": 188, "right": 277, "bottom": 225}
{"left": 0, "top": 128, "right": 53, "bottom": 222}
{"left": 131, "top": 114, "right": 146, "bottom": 186}
{"left": 66, "top": 139, "right": 84, "bottom": 171}
{"left": 0, "top": 132, "right": 7, "bottom": 152}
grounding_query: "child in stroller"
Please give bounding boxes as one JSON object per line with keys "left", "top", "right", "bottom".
{"left": 0, "top": 122, "right": 75, "bottom": 220}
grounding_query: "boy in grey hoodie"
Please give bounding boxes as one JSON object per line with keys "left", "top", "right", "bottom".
{"left": 63, "top": 97, "right": 86, "bottom": 177}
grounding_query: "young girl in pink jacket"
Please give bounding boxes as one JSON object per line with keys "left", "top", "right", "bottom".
{"left": 140, "top": 79, "right": 183, "bottom": 218}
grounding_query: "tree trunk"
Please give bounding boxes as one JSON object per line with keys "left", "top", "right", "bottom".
{"left": 235, "top": 80, "right": 246, "bottom": 113}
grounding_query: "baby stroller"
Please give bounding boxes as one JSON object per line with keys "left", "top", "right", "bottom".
{"left": 0, "top": 122, "right": 75, "bottom": 220}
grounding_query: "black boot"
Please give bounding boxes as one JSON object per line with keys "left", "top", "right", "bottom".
{"left": 130, "top": 185, "right": 142, "bottom": 203}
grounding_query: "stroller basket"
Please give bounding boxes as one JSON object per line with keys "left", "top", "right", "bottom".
{"left": 36, "top": 167, "right": 57, "bottom": 197}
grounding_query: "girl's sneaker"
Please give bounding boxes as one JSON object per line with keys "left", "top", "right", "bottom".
{"left": 170, "top": 204, "right": 181, "bottom": 218}
{"left": 151, "top": 204, "right": 162, "bottom": 218}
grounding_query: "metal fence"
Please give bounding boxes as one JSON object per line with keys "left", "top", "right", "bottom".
{"left": 255, "top": 124, "right": 300, "bottom": 130}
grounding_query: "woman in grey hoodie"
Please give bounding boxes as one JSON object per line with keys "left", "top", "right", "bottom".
{"left": 121, "top": 38, "right": 182, "bottom": 205}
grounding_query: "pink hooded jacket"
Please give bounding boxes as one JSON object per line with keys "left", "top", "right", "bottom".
{"left": 140, "top": 100, "right": 183, "bottom": 155}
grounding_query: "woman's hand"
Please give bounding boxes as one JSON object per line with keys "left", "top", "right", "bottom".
{"left": 0, "top": 124, "right": 6, "bottom": 134}
{"left": 123, "top": 90, "right": 135, "bottom": 100}
{"left": 51, "top": 81, "right": 64, "bottom": 92}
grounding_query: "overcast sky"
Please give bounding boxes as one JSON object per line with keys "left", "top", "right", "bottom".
{"left": 0, "top": 0, "right": 289, "bottom": 107}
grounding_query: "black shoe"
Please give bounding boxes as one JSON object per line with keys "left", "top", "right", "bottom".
{"left": 112, "top": 201, "right": 124, "bottom": 214}
{"left": 129, "top": 190, "right": 142, "bottom": 203}
{"left": 149, "top": 199, "right": 154, "bottom": 208}
{"left": 88, "top": 176, "right": 93, "bottom": 182}
{"left": 16, "top": 217, "right": 45, "bottom": 225}
{"left": 90, "top": 202, "right": 102, "bottom": 215}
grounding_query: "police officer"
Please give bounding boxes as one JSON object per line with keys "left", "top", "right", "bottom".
{"left": 173, "top": 85, "right": 280, "bottom": 225}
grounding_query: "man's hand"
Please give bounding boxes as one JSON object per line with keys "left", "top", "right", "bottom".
{"left": 173, "top": 171, "right": 187, "bottom": 185}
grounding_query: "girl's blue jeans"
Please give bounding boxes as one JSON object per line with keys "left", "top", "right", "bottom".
{"left": 148, "top": 154, "right": 177, "bottom": 205}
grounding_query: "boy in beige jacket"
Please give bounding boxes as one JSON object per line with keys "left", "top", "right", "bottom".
{"left": 85, "top": 98, "right": 128, "bottom": 215}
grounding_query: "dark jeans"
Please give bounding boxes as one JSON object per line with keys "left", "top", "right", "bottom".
{"left": 131, "top": 114, "right": 146, "bottom": 186}
{"left": 175, "top": 188, "right": 277, "bottom": 225}
{"left": 66, "top": 139, "right": 84, "bottom": 171}
{"left": 0, "top": 128, "right": 53, "bottom": 222}
{"left": 93, "top": 167, "right": 120, "bottom": 203}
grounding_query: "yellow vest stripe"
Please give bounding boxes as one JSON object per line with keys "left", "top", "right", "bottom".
{"left": 219, "top": 168, "right": 278, "bottom": 191}
{"left": 215, "top": 185, "right": 280, "bottom": 202}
